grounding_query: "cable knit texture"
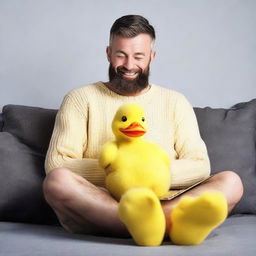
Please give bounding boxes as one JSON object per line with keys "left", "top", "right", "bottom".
{"left": 45, "top": 82, "right": 210, "bottom": 188}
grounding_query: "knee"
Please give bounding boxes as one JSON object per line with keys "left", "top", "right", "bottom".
{"left": 214, "top": 170, "right": 244, "bottom": 202}
{"left": 43, "top": 167, "right": 74, "bottom": 204}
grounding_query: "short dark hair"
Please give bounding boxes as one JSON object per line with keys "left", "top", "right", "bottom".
{"left": 110, "top": 15, "right": 155, "bottom": 43}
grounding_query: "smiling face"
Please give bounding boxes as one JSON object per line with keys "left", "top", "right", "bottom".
{"left": 106, "top": 34, "right": 156, "bottom": 95}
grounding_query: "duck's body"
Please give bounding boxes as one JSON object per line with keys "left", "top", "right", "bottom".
{"left": 102, "top": 138, "right": 170, "bottom": 200}
{"left": 99, "top": 103, "right": 171, "bottom": 246}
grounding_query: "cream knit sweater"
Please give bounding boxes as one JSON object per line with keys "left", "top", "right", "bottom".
{"left": 45, "top": 82, "right": 210, "bottom": 189}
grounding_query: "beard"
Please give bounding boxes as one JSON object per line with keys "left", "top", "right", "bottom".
{"left": 108, "top": 63, "right": 150, "bottom": 95}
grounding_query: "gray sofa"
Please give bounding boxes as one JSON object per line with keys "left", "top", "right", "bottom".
{"left": 0, "top": 99, "right": 256, "bottom": 256}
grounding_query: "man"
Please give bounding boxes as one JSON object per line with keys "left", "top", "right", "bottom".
{"left": 43, "top": 15, "right": 243, "bottom": 244}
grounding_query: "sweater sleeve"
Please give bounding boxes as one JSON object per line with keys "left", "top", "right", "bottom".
{"left": 171, "top": 94, "right": 210, "bottom": 189}
{"left": 44, "top": 91, "right": 106, "bottom": 186}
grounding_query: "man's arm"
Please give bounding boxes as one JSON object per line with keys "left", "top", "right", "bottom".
{"left": 45, "top": 91, "right": 106, "bottom": 187}
{"left": 171, "top": 94, "right": 210, "bottom": 189}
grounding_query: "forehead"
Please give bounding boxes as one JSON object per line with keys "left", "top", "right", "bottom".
{"left": 110, "top": 34, "right": 153, "bottom": 53}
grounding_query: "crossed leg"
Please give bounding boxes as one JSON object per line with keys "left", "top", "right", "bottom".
{"left": 43, "top": 168, "right": 128, "bottom": 237}
{"left": 43, "top": 168, "right": 243, "bottom": 241}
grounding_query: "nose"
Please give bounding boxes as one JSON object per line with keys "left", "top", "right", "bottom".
{"left": 123, "top": 56, "right": 134, "bottom": 70}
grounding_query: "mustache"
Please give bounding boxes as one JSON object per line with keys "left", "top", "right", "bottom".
{"left": 117, "top": 66, "right": 141, "bottom": 73}
{"left": 113, "top": 67, "right": 142, "bottom": 80}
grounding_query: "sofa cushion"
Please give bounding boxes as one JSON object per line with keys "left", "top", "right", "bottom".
{"left": 194, "top": 99, "right": 256, "bottom": 214}
{"left": 0, "top": 132, "right": 58, "bottom": 224}
{"left": 2, "top": 105, "right": 57, "bottom": 154}
{"left": 0, "top": 113, "right": 3, "bottom": 131}
{"left": 1, "top": 215, "right": 256, "bottom": 256}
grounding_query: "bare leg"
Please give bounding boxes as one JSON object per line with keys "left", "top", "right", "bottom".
{"left": 43, "top": 169, "right": 243, "bottom": 238}
{"left": 43, "top": 167, "right": 129, "bottom": 237}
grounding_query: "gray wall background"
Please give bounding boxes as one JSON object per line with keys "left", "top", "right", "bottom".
{"left": 0, "top": 0, "right": 255, "bottom": 109}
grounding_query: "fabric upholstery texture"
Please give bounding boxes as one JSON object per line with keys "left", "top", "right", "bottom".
{"left": 0, "top": 99, "right": 255, "bottom": 225}
{"left": 1, "top": 215, "right": 256, "bottom": 256}
{"left": 0, "top": 113, "right": 3, "bottom": 131}
{"left": 2, "top": 105, "right": 57, "bottom": 154}
{"left": 194, "top": 99, "right": 256, "bottom": 214}
{"left": 0, "top": 132, "right": 58, "bottom": 224}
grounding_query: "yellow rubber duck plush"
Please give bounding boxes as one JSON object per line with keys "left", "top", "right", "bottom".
{"left": 99, "top": 103, "right": 228, "bottom": 247}
{"left": 99, "top": 103, "right": 171, "bottom": 246}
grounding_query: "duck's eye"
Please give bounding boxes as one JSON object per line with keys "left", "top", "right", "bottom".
{"left": 121, "top": 116, "right": 127, "bottom": 122}
{"left": 142, "top": 117, "right": 145, "bottom": 122}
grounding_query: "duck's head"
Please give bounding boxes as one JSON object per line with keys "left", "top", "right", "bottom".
{"left": 112, "top": 103, "right": 147, "bottom": 142}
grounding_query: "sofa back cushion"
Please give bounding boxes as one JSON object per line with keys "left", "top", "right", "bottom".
{"left": 0, "top": 132, "right": 58, "bottom": 224}
{"left": 194, "top": 99, "right": 256, "bottom": 214}
{"left": 0, "top": 105, "right": 58, "bottom": 224}
{"left": 2, "top": 105, "right": 57, "bottom": 154}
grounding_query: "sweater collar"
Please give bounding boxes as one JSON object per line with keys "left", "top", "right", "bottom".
{"left": 96, "top": 81, "right": 156, "bottom": 101}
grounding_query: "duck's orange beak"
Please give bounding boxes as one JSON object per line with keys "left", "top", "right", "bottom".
{"left": 119, "top": 122, "right": 146, "bottom": 137}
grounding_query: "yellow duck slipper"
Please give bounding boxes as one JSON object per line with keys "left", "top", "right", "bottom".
{"left": 118, "top": 187, "right": 166, "bottom": 246}
{"left": 170, "top": 191, "right": 228, "bottom": 245}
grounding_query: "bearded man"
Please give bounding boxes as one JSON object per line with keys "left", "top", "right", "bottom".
{"left": 43, "top": 15, "right": 243, "bottom": 243}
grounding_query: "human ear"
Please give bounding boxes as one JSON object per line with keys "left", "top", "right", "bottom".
{"left": 106, "top": 46, "right": 111, "bottom": 62}
{"left": 149, "top": 50, "right": 156, "bottom": 65}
